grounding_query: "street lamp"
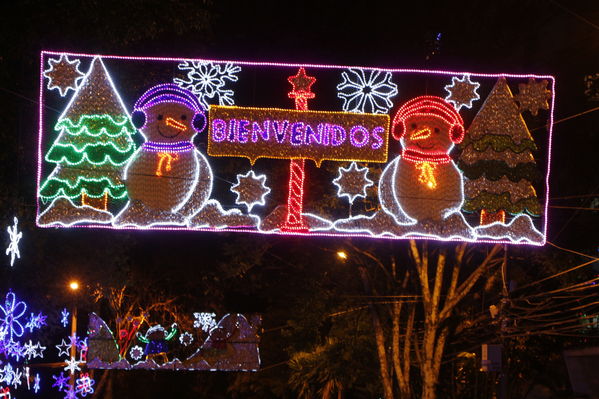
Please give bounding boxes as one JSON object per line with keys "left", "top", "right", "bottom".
{"left": 67, "top": 280, "right": 80, "bottom": 392}
{"left": 337, "top": 250, "right": 348, "bottom": 260}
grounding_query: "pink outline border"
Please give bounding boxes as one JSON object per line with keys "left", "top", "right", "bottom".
{"left": 37, "top": 50, "right": 556, "bottom": 246}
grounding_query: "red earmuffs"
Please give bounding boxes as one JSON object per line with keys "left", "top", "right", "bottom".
{"left": 391, "top": 96, "right": 465, "bottom": 144}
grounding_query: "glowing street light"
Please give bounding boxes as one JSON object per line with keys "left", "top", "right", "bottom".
{"left": 69, "top": 281, "right": 80, "bottom": 291}
{"left": 337, "top": 251, "right": 348, "bottom": 260}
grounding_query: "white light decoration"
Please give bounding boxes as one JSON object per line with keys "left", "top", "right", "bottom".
{"left": 55, "top": 338, "right": 71, "bottom": 357}
{"left": 64, "top": 356, "right": 81, "bottom": 375}
{"left": 174, "top": 61, "right": 241, "bottom": 110}
{"left": 129, "top": 345, "right": 144, "bottom": 361}
{"left": 193, "top": 312, "right": 216, "bottom": 332}
{"left": 61, "top": 308, "right": 70, "bottom": 327}
{"left": 332, "top": 162, "right": 373, "bottom": 204}
{"left": 444, "top": 74, "right": 480, "bottom": 111}
{"left": 36, "top": 51, "right": 555, "bottom": 247}
{"left": 5, "top": 217, "right": 22, "bottom": 267}
{"left": 337, "top": 68, "right": 398, "bottom": 114}
{"left": 230, "top": 171, "right": 271, "bottom": 213}
{"left": 43, "top": 54, "right": 85, "bottom": 97}
{"left": 179, "top": 331, "right": 194, "bottom": 346}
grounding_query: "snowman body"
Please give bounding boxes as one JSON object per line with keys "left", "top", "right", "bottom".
{"left": 393, "top": 157, "right": 463, "bottom": 222}
{"left": 126, "top": 147, "right": 207, "bottom": 212}
{"left": 113, "top": 91, "right": 212, "bottom": 226}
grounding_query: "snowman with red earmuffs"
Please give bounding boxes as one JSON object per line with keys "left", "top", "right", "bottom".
{"left": 113, "top": 84, "right": 213, "bottom": 227}
{"left": 378, "top": 95, "right": 474, "bottom": 238}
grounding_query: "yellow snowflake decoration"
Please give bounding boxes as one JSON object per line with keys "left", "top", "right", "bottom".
{"left": 514, "top": 78, "right": 551, "bottom": 116}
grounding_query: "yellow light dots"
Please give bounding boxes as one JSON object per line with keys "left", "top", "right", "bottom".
{"left": 416, "top": 162, "right": 437, "bottom": 189}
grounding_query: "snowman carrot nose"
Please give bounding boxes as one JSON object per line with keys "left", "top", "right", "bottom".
{"left": 165, "top": 117, "right": 187, "bottom": 131}
{"left": 411, "top": 128, "right": 431, "bottom": 140}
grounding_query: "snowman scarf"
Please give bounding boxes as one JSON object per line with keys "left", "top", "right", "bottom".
{"left": 401, "top": 149, "right": 452, "bottom": 190}
{"left": 142, "top": 141, "right": 194, "bottom": 177}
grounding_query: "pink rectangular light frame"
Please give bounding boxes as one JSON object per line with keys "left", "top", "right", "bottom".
{"left": 37, "top": 50, "right": 556, "bottom": 246}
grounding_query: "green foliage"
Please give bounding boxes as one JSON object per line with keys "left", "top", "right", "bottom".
{"left": 463, "top": 191, "right": 542, "bottom": 215}
{"left": 457, "top": 159, "right": 542, "bottom": 183}
{"left": 460, "top": 134, "right": 537, "bottom": 153}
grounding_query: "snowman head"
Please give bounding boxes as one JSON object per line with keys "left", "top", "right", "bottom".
{"left": 132, "top": 84, "right": 206, "bottom": 143}
{"left": 392, "top": 96, "right": 464, "bottom": 155}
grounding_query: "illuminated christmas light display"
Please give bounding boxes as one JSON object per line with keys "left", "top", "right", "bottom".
{"left": 179, "top": 331, "right": 194, "bottom": 346}
{"left": 38, "top": 56, "right": 137, "bottom": 227}
{"left": 129, "top": 345, "right": 144, "bottom": 361}
{"left": 0, "top": 292, "right": 48, "bottom": 396}
{"left": 193, "top": 312, "right": 216, "bottom": 332}
{"left": 37, "top": 51, "right": 555, "bottom": 245}
{"left": 5, "top": 217, "right": 22, "bottom": 267}
{"left": 61, "top": 308, "right": 70, "bottom": 327}
{"left": 444, "top": 74, "right": 480, "bottom": 111}
{"left": 230, "top": 171, "right": 271, "bottom": 212}
{"left": 174, "top": 61, "right": 241, "bottom": 110}
{"left": 75, "top": 373, "right": 94, "bottom": 397}
{"left": 337, "top": 68, "right": 398, "bottom": 114}
{"left": 0, "top": 292, "right": 27, "bottom": 342}
{"left": 332, "top": 162, "right": 373, "bottom": 204}
{"left": 43, "top": 54, "right": 85, "bottom": 97}
{"left": 87, "top": 312, "right": 261, "bottom": 371}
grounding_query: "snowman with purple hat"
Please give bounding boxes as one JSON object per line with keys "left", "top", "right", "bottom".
{"left": 113, "top": 84, "right": 213, "bottom": 227}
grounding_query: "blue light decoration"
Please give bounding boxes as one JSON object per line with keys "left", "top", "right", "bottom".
{"left": 0, "top": 291, "right": 48, "bottom": 395}
{"left": 61, "top": 308, "right": 70, "bottom": 327}
{"left": 36, "top": 51, "right": 556, "bottom": 246}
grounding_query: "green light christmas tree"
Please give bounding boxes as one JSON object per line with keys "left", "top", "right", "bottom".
{"left": 39, "top": 56, "right": 136, "bottom": 222}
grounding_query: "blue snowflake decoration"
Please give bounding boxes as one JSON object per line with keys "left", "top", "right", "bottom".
{"left": 60, "top": 308, "right": 70, "bottom": 328}
{"left": 0, "top": 292, "right": 27, "bottom": 341}
{"left": 337, "top": 69, "right": 398, "bottom": 114}
{"left": 52, "top": 372, "right": 69, "bottom": 392}
{"left": 174, "top": 61, "right": 241, "bottom": 110}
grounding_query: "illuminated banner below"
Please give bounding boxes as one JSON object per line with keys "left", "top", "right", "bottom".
{"left": 208, "top": 106, "right": 390, "bottom": 165}
{"left": 36, "top": 51, "right": 555, "bottom": 245}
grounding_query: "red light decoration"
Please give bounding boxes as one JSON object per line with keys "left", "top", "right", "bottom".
{"left": 480, "top": 209, "right": 506, "bottom": 225}
{"left": 392, "top": 96, "right": 465, "bottom": 143}
{"left": 282, "top": 68, "right": 317, "bottom": 231}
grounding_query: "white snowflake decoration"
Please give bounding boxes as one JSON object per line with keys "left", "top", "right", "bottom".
{"left": 230, "top": 171, "right": 271, "bottom": 212}
{"left": 129, "top": 345, "right": 144, "bottom": 361}
{"left": 174, "top": 61, "right": 241, "bottom": 110}
{"left": 193, "top": 312, "right": 216, "bottom": 332}
{"left": 23, "top": 340, "right": 45, "bottom": 360}
{"left": 179, "top": 331, "right": 194, "bottom": 346}
{"left": 64, "top": 356, "right": 81, "bottom": 375}
{"left": 6, "top": 217, "right": 22, "bottom": 267}
{"left": 333, "top": 162, "right": 374, "bottom": 204}
{"left": 337, "top": 68, "right": 398, "bottom": 114}
{"left": 444, "top": 74, "right": 480, "bottom": 111}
